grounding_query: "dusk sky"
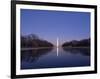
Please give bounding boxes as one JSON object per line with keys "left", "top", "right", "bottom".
{"left": 21, "top": 9, "right": 90, "bottom": 45}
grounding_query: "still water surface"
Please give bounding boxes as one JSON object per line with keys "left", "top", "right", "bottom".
{"left": 21, "top": 47, "right": 90, "bottom": 69}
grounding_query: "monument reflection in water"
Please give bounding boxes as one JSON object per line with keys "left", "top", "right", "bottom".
{"left": 21, "top": 47, "right": 90, "bottom": 69}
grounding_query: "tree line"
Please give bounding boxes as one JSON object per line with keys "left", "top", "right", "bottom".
{"left": 21, "top": 34, "right": 90, "bottom": 48}
{"left": 62, "top": 38, "right": 90, "bottom": 47}
{"left": 21, "top": 34, "right": 53, "bottom": 48}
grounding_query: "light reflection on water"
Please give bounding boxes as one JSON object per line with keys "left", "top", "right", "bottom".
{"left": 21, "top": 47, "right": 90, "bottom": 69}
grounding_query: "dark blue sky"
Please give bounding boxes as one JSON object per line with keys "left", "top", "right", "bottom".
{"left": 21, "top": 9, "right": 90, "bottom": 45}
